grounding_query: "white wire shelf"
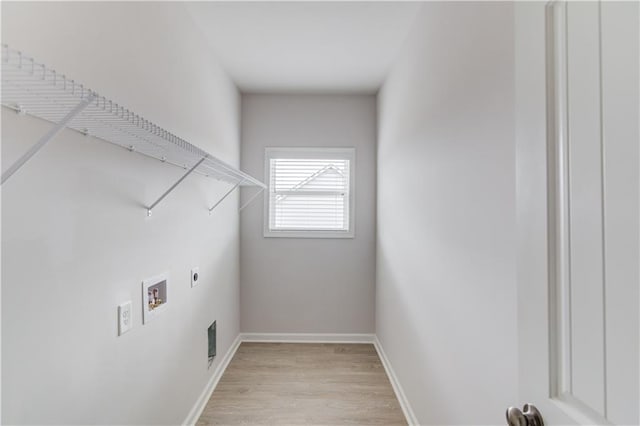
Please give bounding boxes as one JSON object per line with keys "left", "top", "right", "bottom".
{"left": 1, "top": 44, "right": 265, "bottom": 215}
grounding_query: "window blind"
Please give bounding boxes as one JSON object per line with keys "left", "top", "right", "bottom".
{"left": 269, "top": 158, "right": 350, "bottom": 231}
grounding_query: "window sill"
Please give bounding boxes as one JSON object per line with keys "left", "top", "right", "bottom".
{"left": 263, "top": 229, "right": 355, "bottom": 239}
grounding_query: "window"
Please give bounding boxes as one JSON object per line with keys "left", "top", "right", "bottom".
{"left": 264, "top": 147, "right": 355, "bottom": 238}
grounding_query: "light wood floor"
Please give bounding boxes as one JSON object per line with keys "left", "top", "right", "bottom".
{"left": 197, "top": 342, "right": 406, "bottom": 425}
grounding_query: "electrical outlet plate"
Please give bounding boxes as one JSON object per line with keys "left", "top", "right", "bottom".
{"left": 118, "top": 301, "right": 133, "bottom": 336}
{"left": 191, "top": 267, "right": 200, "bottom": 287}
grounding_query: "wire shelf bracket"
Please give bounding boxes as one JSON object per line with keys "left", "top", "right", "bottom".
{"left": 1, "top": 44, "right": 266, "bottom": 215}
{"left": 239, "top": 187, "right": 265, "bottom": 212}
{"left": 147, "top": 156, "right": 207, "bottom": 216}
{"left": 1, "top": 93, "right": 95, "bottom": 184}
{"left": 209, "top": 179, "right": 244, "bottom": 214}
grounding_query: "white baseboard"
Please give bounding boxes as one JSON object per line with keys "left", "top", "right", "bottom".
{"left": 183, "top": 335, "right": 242, "bottom": 426}
{"left": 240, "top": 332, "right": 375, "bottom": 344}
{"left": 373, "top": 336, "right": 419, "bottom": 426}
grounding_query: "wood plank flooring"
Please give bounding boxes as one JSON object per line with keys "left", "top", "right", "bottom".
{"left": 197, "top": 342, "right": 406, "bottom": 425}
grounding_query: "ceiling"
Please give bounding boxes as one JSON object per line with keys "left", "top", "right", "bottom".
{"left": 185, "top": 2, "right": 421, "bottom": 94}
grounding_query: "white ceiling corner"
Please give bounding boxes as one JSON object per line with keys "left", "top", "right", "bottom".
{"left": 185, "top": 1, "right": 421, "bottom": 93}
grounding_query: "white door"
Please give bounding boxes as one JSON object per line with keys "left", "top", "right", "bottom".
{"left": 515, "top": 1, "right": 639, "bottom": 425}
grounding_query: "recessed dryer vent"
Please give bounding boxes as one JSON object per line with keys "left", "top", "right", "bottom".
{"left": 208, "top": 321, "right": 217, "bottom": 368}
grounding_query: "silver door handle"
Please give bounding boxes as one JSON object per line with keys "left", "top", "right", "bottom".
{"left": 506, "top": 403, "right": 544, "bottom": 426}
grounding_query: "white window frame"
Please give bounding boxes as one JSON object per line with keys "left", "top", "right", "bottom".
{"left": 264, "top": 147, "right": 355, "bottom": 239}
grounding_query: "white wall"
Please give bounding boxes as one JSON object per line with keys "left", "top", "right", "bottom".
{"left": 240, "top": 95, "right": 376, "bottom": 334}
{"left": 2, "top": 3, "right": 241, "bottom": 424}
{"left": 376, "top": 2, "right": 517, "bottom": 425}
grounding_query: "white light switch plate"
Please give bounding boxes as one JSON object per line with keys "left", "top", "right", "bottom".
{"left": 191, "top": 267, "right": 200, "bottom": 287}
{"left": 118, "top": 301, "right": 133, "bottom": 336}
